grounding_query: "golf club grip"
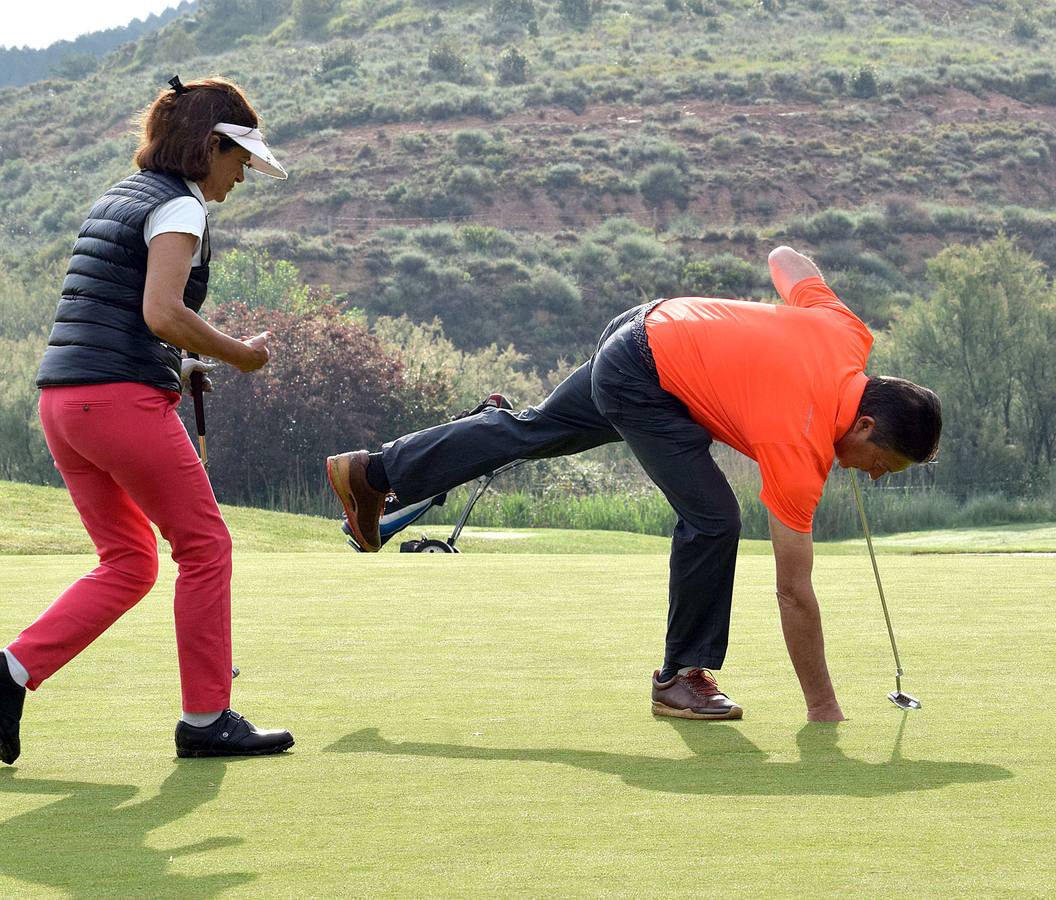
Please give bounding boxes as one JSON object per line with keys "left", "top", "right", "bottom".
{"left": 188, "top": 353, "right": 206, "bottom": 437}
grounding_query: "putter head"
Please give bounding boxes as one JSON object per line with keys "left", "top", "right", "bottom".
{"left": 888, "top": 690, "right": 921, "bottom": 709}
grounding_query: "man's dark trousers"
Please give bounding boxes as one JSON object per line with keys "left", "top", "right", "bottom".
{"left": 382, "top": 304, "right": 741, "bottom": 671}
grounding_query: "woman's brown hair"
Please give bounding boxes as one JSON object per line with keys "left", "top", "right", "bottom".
{"left": 134, "top": 76, "right": 259, "bottom": 180}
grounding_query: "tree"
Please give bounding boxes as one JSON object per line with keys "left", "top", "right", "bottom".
{"left": 850, "top": 65, "right": 878, "bottom": 98}
{"left": 208, "top": 249, "right": 311, "bottom": 312}
{"left": 558, "top": 0, "right": 596, "bottom": 28}
{"left": 49, "top": 53, "right": 97, "bottom": 81}
{"left": 493, "top": 0, "right": 536, "bottom": 26}
{"left": 427, "top": 41, "right": 469, "bottom": 83}
{"left": 497, "top": 46, "right": 529, "bottom": 85}
{"left": 293, "top": 0, "right": 335, "bottom": 36}
{"left": 881, "top": 236, "right": 1056, "bottom": 496}
{"left": 189, "top": 302, "right": 447, "bottom": 509}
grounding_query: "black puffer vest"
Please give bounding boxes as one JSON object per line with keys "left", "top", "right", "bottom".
{"left": 36, "top": 170, "right": 210, "bottom": 393}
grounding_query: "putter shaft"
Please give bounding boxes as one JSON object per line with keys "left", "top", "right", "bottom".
{"left": 849, "top": 473, "right": 906, "bottom": 690}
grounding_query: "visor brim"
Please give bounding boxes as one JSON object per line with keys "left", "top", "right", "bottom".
{"left": 226, "top": 134, "right": 287, "bottom": 179}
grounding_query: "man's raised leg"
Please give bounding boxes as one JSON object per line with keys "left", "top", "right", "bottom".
{"left": 327, "top": 361, "right": 622, "bottom": 551}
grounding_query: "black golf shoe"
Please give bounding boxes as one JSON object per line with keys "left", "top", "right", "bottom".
{"left": 0, "top": 653, "right": 27, "bottom": 765}
{"left": 175, "top": 709, "right": 294, "bottom": 758}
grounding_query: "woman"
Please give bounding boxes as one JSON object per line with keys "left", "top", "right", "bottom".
{"left": 0, "top": 76, "right": 293, "bottom": 763}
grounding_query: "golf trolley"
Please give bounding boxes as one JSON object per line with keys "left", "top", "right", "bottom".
{"left": 341, "top": 393, "right": 528, "bottom": 554}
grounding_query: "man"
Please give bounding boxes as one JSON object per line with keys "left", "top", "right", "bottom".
{"left": 326, "top": 246, "right": 941, "bottom": 722}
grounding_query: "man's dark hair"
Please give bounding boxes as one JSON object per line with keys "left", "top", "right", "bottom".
{"left": 859, "top": 376, "right": 942, "bottom": 463}
{"left": 134, "top": 77, "right": 259, "bottom": 180}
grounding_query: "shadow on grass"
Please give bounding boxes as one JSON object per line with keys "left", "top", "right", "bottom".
{"left": 324, "top": 715, "right": 1012, "bottom": 797}
{"left": 0, "top": 759, "right": 255, "bottom": 897}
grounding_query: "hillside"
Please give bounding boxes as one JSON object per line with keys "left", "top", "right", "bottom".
{"left": 2, "top": 1, "right": 1054, "bottom": 335}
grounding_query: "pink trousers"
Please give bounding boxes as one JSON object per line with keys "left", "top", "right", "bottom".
{"left": 9, "top": 383, "right": 232, "bottom": 712}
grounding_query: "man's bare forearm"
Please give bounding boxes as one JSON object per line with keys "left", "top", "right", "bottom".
{"left": 775, "top": 585, "right": 844, "bottom": 721}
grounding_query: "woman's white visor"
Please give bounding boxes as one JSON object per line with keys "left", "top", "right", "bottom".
{"left": 213, "top": 122, "right": 287, "bottom": 179}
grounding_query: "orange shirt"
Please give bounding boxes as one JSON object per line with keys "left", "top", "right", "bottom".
{"left": 644, "top": 277, "right": 873, "bottom": 532}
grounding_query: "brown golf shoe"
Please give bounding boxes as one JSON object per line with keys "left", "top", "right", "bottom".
{"left": 651, "top": 668, "right": 743, "bottom": 720}
{"left": 326, "top": 451, "right": 387, "bottom": 552}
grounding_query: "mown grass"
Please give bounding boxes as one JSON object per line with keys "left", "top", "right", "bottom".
{"left": 1, "top": 549, "right": 1053, "bottom": 896}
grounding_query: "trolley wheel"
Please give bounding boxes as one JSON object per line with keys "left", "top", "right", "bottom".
{"left": 416, "top": 539, "right": 460, "bottom": 553}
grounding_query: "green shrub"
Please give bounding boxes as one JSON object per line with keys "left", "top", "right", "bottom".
{"left": 393, "top": 250, "right": 434, "bottom": 276}
{"left": 492, "top": 0, "right": 537, "bottom": 27}
{"left": 293, "top": 0, "right": 336, "bottom": 36}
{"left": 460, "top": 226, "right": 520, "bottom": 256}
{"left": 497, "top": 46, "right": 529, "bottom": 85}
{"left": 385, "top": 183, "right": 474, "bottom": 218}
{"left": 558, "top": 0, "right": 596, "bottom": 28}
{"left": 571, "top": 133, "right": 608, "bottom": 148}
{"left": 411, "top": 226, "right": 461, "bottom": 255}
{"left": 638, "top": 162, "right": 689, "bottom": 209}
{"left": 549, "top": 80, "right": 589, "bottom": 113}
{"left": 452, "top": 129, "right": 491, "bottom": 158}
{"left": 318, "top": 41, "right": 361, "bottom": 81}
{"left": 850, "top": 65, "right": 879, "bottom": 98}
{"left": 398, "top": 132, "right": 435, "bottom": 153}
{"left": 428, "top": 41, "right": 469, "bottom": 83}
{"left": 546, "top": 162, "right": 584, "bottom": 188}
{"left": 566, "top": 244, "right": 617, "bottom": 284}
{"left": 448, "top": 165, "right": 495, "bottom": 197}
{"left": 709, "top": 134, "right": 734, "bottom": 155}
{"left": 1011, "top": 14, "right": 1039, "bottom": 40}
{"left": 502, "top": 268, "right": 581, "bottom": 315}
{"left": 702, "top": 252, "right": 762, "bottom": 298}
{"left": 1002, "top": 206, "right": 1056, "bottom": 240}
{"left": 372, "top": 313, "right": 540, "bottom": 416}
{"left": 624, "top": 137, "right": 689, "bottom": 169}
{"left": 790, "top": 209, "right": 857, "bottom": 242}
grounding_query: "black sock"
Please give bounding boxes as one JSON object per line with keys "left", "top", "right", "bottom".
{"left": 365, "top": 452, "right": 390, "bottom": 493}
{"left": 658, "top": 663, "right": 682, "bottom": 682}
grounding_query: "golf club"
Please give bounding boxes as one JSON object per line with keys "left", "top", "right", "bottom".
{"left": 187, "top": 355, "right": 228, "bottom": 677}
{"left": 188, "top": 352, "right": 208, "bottom": 469}
{"left": 848, "top": 471, "right": 922, "bottom": 710}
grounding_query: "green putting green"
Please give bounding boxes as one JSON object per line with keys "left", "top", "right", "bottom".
{"left": 1, "top": 545, "right": 1053, "bottom": 896}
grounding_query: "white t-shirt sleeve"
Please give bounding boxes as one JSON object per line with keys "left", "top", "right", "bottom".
{"left": 143, "top": 197, "right": 207, "bottom": 265}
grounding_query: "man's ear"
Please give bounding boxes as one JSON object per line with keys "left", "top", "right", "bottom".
{"left": 207, "top": 134, "right": 221, "bottom": 154}
{"left": 854, "top": 415, "right": 876, "bottom": 436}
